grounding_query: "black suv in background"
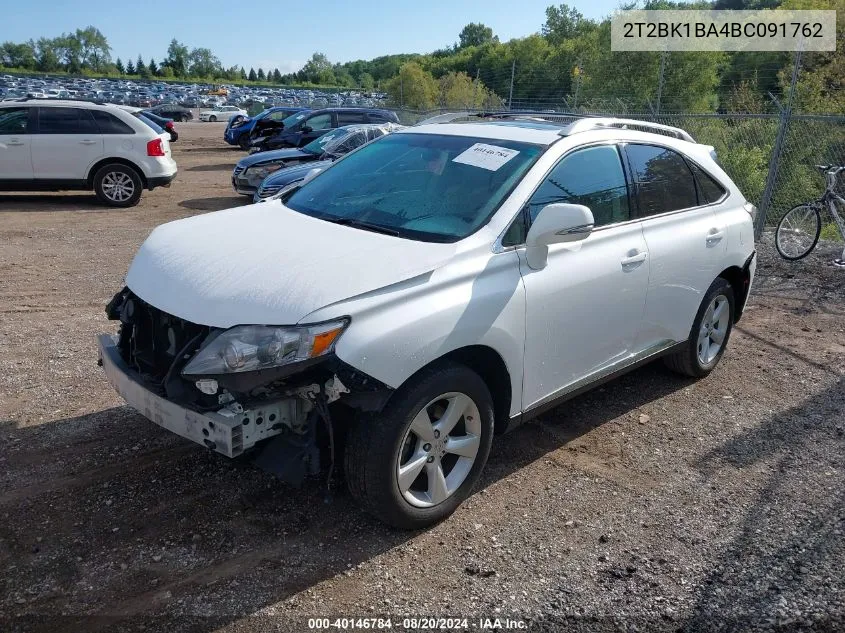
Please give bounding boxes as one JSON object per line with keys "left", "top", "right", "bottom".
{"left": 250, "top": 107, "right": 399, "bottom": 152}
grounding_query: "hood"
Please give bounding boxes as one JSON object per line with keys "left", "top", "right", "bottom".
{"left": 262, "top": 159, "right": 333, "bottom": 187}
{"left": 237, "top": 147, "right": 312, "bottom": 169}
{"left": 125, "top": 203, "right": 457, "bottom": 328}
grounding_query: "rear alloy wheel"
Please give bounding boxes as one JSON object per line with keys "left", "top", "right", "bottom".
{"left": 93, "top": 164, "right": 143, "bottom": 208}
{"left": 209, "top": 115, "right": 217, "bottom": 122}
{"left": 664, "top": 277, "right": 735, "bottom": 377}
{"left": 345, "top": 362, "right": 494, "bottom": 529}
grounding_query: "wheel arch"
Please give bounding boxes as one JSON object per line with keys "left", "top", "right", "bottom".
{"left": 403, "top": 345, "right": 513, "bottom": 435}
{"left": 717, "top": 264, "right": 750, "bottom": 323}
{"left": 87, "top": 158, "right": 147, "bottom": 189}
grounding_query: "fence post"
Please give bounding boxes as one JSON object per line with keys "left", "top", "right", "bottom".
{"left": 757, "top": 48, "right": 802, "bottom": 238}
{"left": 508, "top": 60, "right": 515, "bottom": 110}
{"left": 655, "top": 50, "right": 667, "bottom": 115}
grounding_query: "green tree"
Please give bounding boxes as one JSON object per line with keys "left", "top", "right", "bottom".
{"left": 136, "top": 55, "right": 148, "bottom": 78}
{"left": 75, "top": 26, "right": 110, "bottom": 71}
{"left": 248, "top": 67, "right": 257, "bottom": 81}
{"left": 125, "top": 58, "right": 135, "bottom": 75}
{"left": 35, "top": 38, "right": 61, "bottom": 72}
{"left": 240, "top": 66, "right": 247, "bottom": 80}
{"left": 188, "top": 47, "right": 220, "bottom": 78}
{"left": 358, "top": 72, "right": 375, "bottom": 90}
{"left": 458, "top": 23, "right": 496, "bottom": 49}
{"left": 160, "top": 65, "right": 174, "bottom": 78}
{"left": 300, "top": 52, "right": 335, "bottom": 84}
{"left": 164, "top": 39, "right": 189, "bottom": 77}
{"left": 272, "top": 68, "right": 282, "bottom": 83}
{"left": 149, "top": 57, "right": 158, "bottom": 76}
{"left": 386, "top": 62, "right": 438, "bottom": 109}
{"left": 438, "top": 71, "right": 502, "bottom": 109}
{"left": 115, "top": 57, "right": 125, "bottom": 74}
{"left": 257, "top": 67, "right": 266, "bottom": 81}
{"left": 542, "top": 4, "right": 595, "bottom": 45}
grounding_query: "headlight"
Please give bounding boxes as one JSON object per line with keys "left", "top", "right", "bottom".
{"left": 248, "top": 162, "right": 285, "bottom": 179}
{"left": 181, "top": 319, "right": 348, "bottom": 375}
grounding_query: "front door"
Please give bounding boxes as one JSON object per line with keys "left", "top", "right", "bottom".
{"left": 515, "top": 144, "right": 651, "bottom": 410}
{"left": 0, "top": 107, "right": 34, "bottom": 180}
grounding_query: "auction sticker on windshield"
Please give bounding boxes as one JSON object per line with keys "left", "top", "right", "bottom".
{"left": 452, "top": 143, "right": 519, "bottom": 171}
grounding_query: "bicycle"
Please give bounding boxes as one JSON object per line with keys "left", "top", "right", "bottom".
{"left": 775, "top": 165, "right": 845, "bottom": 265}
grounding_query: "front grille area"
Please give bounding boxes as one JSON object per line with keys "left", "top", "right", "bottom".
{"left": 232, "top": 165, "right": 245, "bottom": 177}
{"left": 108, "top": 288, "right": 211, "bottom": 403}
{"left": 257, "top": 184, "right": 282, "bottom": 199}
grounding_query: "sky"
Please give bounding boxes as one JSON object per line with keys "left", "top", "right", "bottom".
{"left": 4, "top": 0, "right": 626, "bottom": 74}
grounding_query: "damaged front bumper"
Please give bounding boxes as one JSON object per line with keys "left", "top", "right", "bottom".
{"left": 97, "top": 334, "right": 303, "bottom": 458}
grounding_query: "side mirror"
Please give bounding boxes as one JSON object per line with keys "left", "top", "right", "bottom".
{"left": 301, "top": 125, "right": 312, "bottom": 133}
{"left": 525, "top": 203, "right": 594, "bottom": 270}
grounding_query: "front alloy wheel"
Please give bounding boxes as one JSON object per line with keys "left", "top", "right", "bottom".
{"left": 345, "top": 362, "right": 494, "bottom": 529}
{"left": 397, "top": 393, "right": 482, "bottom": 508}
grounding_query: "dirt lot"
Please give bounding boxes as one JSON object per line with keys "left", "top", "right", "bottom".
{"left": 1, "top": 123, "right": 844, "bottom": 633}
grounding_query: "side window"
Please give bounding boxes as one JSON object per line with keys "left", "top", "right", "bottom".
{"left": 503, "top": 145, "right": 630, "bottom": 246}
{"left": 367, "top": 112, "right": 389, "bottom": 123}
{"left": 529, "top": 145, "right": 630, "bottom": 226}
{"left": 0, "top": 107, "right": 30, "bottom": 134}
{"left": 37, "top": 108, "right": 97, "bottom": 134}
{"left": 306, "top": 113, "right": 333, "bottom": 130}
{"left": 91, "top": 110, "right": 135, "bottom": 135}
{"left": 625, "top": 144, "right": 698, "bottom": 217}
{"left": 689, "top": 162, "right": 727, "bottom": 204}
{"left": 337, "top": 112, "right": 367, "bottom": 125}
{"left": 268, "top": 110, "right": 288, "bottom": 121}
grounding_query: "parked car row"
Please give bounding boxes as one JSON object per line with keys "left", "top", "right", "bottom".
{"left": 0, "top": 74, "right": 388, "bottom": 114}
{"left": 0, "top": 99, "right": 176, "bottom": 206}
{"left": 100, "top": 111, "right": 757, "bottom": 529}
{"left": 232, "top": 122, "right": 402, "bottom": 199}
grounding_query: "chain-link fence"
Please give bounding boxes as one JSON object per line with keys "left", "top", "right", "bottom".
{"left": 391, "top": 48, "right": 844, "bottom": 239}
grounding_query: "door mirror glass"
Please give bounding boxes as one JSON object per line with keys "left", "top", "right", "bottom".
{"left": 525, "top": 203, "right": 594, "bottom": 270}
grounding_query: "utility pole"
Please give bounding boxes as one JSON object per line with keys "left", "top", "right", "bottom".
{"left": 474, "top": 68, "right": 481, "bottom": 109}
{"left": 508, "top": 60, "right": 515, "bottom": 111}
{"left": 400, "top": 75, "right": 404, "bottom": 108}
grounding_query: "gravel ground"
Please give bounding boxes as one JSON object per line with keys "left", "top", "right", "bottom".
{"left": 1, "top": 123, "right": 844, "bottom": 633}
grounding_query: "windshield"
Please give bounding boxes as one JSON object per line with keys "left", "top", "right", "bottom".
{"left": 302, "top": 127, "right": 353, "bottom": 155}
{"left": 279, "top": 110, "right": 310, "bottom": 129}
{"left": 284, "top": 133, "right": 543, "bottom": 242}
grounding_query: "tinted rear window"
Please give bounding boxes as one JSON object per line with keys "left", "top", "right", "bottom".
{"left": 91, "top": 110, "right": 135, "bottom": 134}
{"left": 689, "top": 162, "right": 727, "bottom": 204}
{"left": 626, "top": 144, "right": 698, "bottom": 217}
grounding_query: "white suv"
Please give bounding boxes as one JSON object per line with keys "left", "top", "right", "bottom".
{"left": 98, "top": 115, "right": 756, "bottom": 528}
{"left": 0, "top": 99, "right": 176, "bottom": 207}
{"left": 199, "top": 105, "right": 247, "bottom": 122}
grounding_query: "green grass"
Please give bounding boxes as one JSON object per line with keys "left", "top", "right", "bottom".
{"left": 820, "top": 221, "right": 844, "bottom": 242}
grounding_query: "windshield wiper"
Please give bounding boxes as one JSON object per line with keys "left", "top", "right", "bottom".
{"left": 324, "top": 217, "right": 400, "bottom": 237}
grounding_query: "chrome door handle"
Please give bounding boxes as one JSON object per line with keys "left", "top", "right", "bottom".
{"left": 79, "top": 139, "right": 98, "bottom": 145}
{"left": 706, "top": 229, "right": 724, "bottom": 246}
{"left": 621, "top": 251, "right": 648, "bottom": 269}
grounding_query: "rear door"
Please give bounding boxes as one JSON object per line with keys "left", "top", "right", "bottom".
{"left": 31, "top": 107, "right": 103, "bottom": 181}
{"left": 623, "top": 143, "right": 728, "bottom": 350}
{"left": 0, "top": 106, "right": 34, "bottom": 180}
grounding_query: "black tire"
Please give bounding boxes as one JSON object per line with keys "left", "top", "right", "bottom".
{"left": 238, "top": 135, "right": 251, "bottom": 151}
{"left": 93, "top": 163, "right": 143, "bottom": 208}
{"left": 664, "top": 277, "right": 735, "bottom": 378}
{"left": 180, "top": 113, "right": 190, "bottom": 122}
{"left": 775, "top": 203, "right": 822, "bottom": 260}
{"left": 345, "top": 361, "right": 494, "bottom": 530}
{"left": 209, "top": 115, "right": 217, "bottom": 122}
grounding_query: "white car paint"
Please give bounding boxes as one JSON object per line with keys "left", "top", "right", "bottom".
{"left": 120, "top": 120, "right": 756, "bottom": 421}
{"left": 199, "top": 106, "right": 247, "bottom": 122}
{"left": 0, "top": 100, "right": 176, "bottom": 185}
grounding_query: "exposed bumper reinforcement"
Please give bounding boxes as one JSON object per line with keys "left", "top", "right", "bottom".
{"left": 96, "top": 334, "right": 298, "bottom": 458}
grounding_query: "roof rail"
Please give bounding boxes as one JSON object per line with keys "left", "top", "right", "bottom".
{"left": 415, "top": 110, "right": 591, "bottom": 126}
{"left": 560, "top": 118, "right": 695, "bottom": 143}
